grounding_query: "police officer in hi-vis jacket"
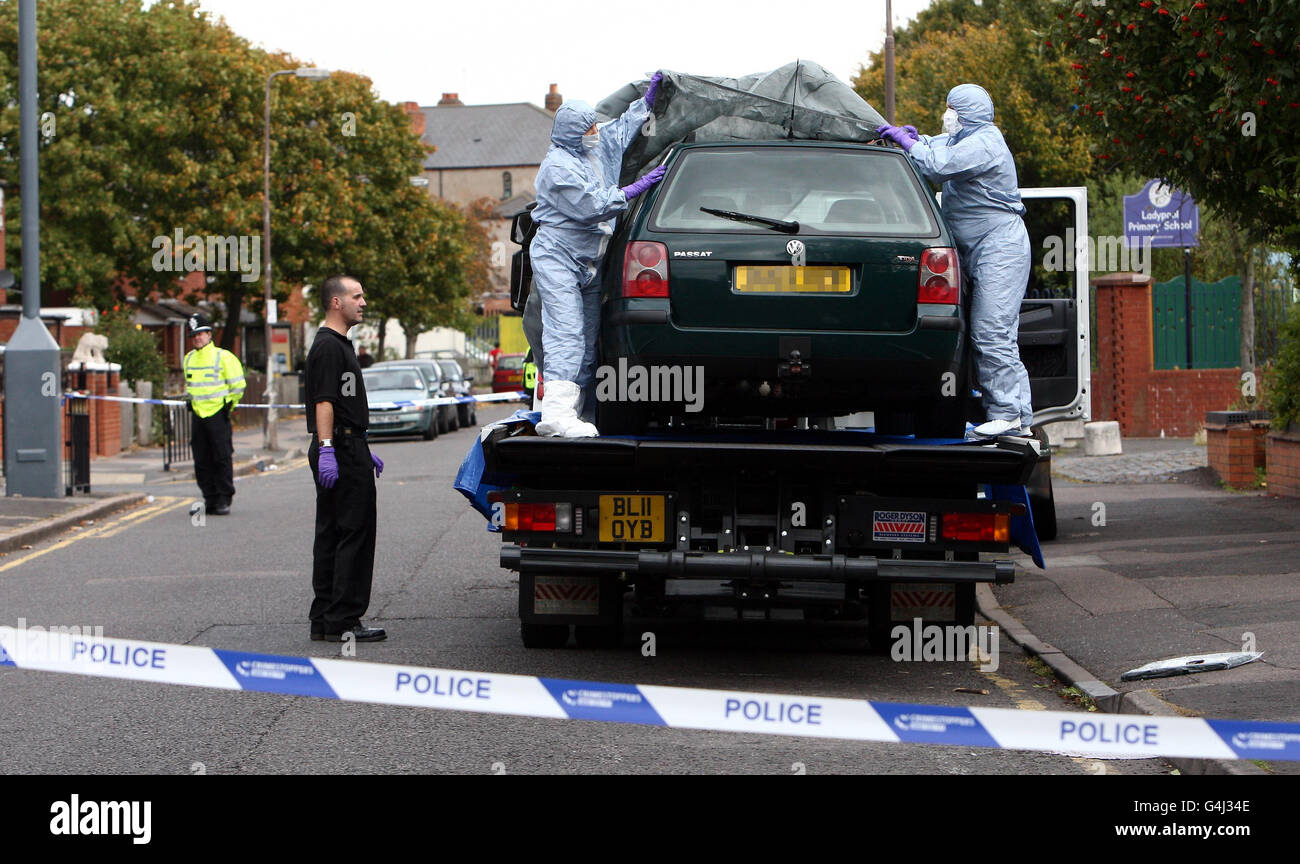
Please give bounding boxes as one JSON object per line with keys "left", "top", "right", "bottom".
{"left": 183, "top": 313, "right": 245, "bottom": 516}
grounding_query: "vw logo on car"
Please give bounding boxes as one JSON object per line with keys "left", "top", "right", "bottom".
{"left": 786, "top": 238, "right": 806, "bottom": 266}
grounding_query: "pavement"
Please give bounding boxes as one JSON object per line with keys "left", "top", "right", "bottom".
{"left": 1052, "top": 437, "right": 1208, "bottom": 484}
{"left": 0, "top": 426, "right": 1294, "bottom": 774}
{"left": 990, "top": 435, "right": 1299, "bottom": 775}
{"left": 0, "top": 418, "right": 310, "bottom": 553}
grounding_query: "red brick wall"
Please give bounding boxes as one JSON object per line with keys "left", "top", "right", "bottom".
{"left": 1267, "top": 433, "right": 1300, "bottom": 497}
{"left": 0, "top": 316, "right": 88, "bottom": 349}
{"left": 1206, "top": 424, "right": 1264, "bottom": 488}
{"left": 56, "top": 368, "right": 122, "bottom": 461}
{"left": 1092, "top": 273, "right": 1252, "bottom": 436}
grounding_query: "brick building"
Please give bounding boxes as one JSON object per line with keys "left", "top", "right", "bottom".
{"left": 402, "top": 86, "right": 560, "bottom": 305}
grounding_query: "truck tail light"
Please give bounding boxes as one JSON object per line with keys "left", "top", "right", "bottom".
{"left": 623, "top": 241, "right": 669, "bottom": 297}
{"left": 941, "top": 512, "right": 1009, "bottom": 543}
{"left": 917, "top": 247, "right": 959, "bottom": 305}
{"left": 502, "top": 501, "right": 570, "bottom": 533}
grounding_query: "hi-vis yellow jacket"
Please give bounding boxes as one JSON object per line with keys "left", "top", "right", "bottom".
{"left": 184, "top": 343, "right": 246, "bottom": 419}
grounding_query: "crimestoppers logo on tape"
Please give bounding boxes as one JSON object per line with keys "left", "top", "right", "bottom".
{"left": 539, "top": 677, "right": 666, "bottom": 726}
{"left": 213, "top": 649, "right": 338, "bottom": 698}
{"left": 1209, "top": 719, "right": 1300, "bottom": 760}
{"left": 871, "top": 703, "right": 999, "bottom": 748}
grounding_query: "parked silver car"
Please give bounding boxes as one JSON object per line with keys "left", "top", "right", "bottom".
{"left": 372, "top": 358, "right": 460, "bottom": 433}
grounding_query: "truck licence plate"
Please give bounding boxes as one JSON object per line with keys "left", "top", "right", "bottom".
{"left": 734, "top": 265, "right": 851, "bottom": 294}
{"left": 598, "top": 495, "right": 665, "bottom": 542}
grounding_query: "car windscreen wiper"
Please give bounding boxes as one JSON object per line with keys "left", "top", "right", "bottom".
{"left": 699, "top": 207, "right": 800, "bottom": 234}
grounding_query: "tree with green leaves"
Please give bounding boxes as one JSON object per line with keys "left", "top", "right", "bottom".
{"left": 0, "top": 0, "right": 481, "bottom": 358}
{"left": 854, "top": 0, "right": 1093, "bottom": 191}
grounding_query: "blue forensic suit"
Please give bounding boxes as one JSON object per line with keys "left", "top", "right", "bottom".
{"left": 906, "top": 84, "right": 1034, "bottom": 428}
{"left": 530, "top": 98, "right": 651, "bottom": 419}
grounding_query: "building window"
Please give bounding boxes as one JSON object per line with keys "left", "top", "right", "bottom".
{"left": 502, "top": 171, "right": 512, "bottom": 200}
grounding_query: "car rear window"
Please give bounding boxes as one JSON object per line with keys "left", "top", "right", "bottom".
{"left": 438, "top": 360, "right": 462, "bottom": 380}
{"left": 650, "top": 146, "right": 938, "bottom": 236}
{"left": 496, "top": 355, "right": 524, "bottom": 371}
{"left": 363, "top": 369, "right": 423, "bottom": 391}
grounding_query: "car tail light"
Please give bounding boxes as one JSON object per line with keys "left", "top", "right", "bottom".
{"left": 623, "top": 241, "right": 669, "bottom": 297}
{"left": 917, "top": 247, "right": 960, "bottom": 304}
{"left": 941, "top": 512, "right": 1009, "bottom": 543}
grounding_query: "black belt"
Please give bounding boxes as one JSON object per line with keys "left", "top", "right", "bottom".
{"left": 316, "top": 427, "right": 367, "bottom": 440}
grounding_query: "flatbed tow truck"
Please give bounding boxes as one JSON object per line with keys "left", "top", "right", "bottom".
{"left": 475, "top": 424, "right": 1047, "bottom": 649}
{"left": 466, "top": 181, "right": 1089, "bottom": 649}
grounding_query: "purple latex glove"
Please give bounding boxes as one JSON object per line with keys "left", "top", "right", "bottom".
{"left": 901, "top": 125, "right": 919, "bottom": 140}
{"left": 371, "top": 452, "right": 384, "bottom": 478}
{"left": 644, "top": 71, "right": 663, "bottom": 108}
{"left": 879, "top": 125, "right": 916, "bottom": 151}
{"left": 621, "top": 164, "right": 667, "bottom": 199}
{"left": 317, "top": 445, "right": 338, "bottom": 489}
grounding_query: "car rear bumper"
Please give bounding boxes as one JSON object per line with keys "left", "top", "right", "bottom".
{"left": 600, "top": 302, "right": 964, "bottom": 411}
{"left": 368, "top": 412, "right": 432, "bottom": 435}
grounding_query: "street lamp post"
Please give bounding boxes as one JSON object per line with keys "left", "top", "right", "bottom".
{"left": 263, "top": 67, "right": 330, "bottom": 451}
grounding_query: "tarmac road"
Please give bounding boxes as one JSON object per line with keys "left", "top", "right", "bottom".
{"left": 0, "top": 404, "right": 1172, "bottom": 775}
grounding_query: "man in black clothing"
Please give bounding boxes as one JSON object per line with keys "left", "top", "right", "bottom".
{"left": 305, "top": 275, "right": 386, "bottom": 643}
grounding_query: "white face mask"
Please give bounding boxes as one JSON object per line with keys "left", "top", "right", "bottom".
{"left": 942, "top": 108, "right": 960, "bottom": 136}
{"left": 582, "top": 133, "right": 600, "bottom": 151}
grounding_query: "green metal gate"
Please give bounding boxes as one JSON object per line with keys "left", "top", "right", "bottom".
{"left": 1152, "top": 276, "right": 1241, "bottom": 369}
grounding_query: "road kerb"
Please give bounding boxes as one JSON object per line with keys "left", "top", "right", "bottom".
{"left": 976, "top": 582, "right": 1266, "bottom": 776}
{"left": 0, "top": 494, "right": 148, "bottom": 556}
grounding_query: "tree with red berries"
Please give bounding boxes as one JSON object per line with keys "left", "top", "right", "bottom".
{"left": 1048, "top": 0, "right": 1300, "bottom": 369}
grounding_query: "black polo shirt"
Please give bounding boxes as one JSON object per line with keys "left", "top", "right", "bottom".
{"left": 305, "top": 326, "right": 368, "bottom": 435}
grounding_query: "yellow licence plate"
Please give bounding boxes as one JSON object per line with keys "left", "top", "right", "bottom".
{"left": 734, "top": 265, "right": 852, "bottom": 294}
{"left": 598, "top": 494, "right": 665, "bottom": 542}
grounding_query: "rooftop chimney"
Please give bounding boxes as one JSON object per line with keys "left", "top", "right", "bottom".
{"left": 438, "top": 92, "right": 464, "bottom": 106}
{"left": 401, "top": 101, "right": 426, "bottom": 137}
{"left": 545, "top": 83, "right": 562, "bottom": 112}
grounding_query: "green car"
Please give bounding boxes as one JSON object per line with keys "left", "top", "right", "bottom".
{"left": 593, "top": 140, "right": 1084, "bottom": 438}
{"left": 509, "top": 140, "right": 1089, "bottom": 438}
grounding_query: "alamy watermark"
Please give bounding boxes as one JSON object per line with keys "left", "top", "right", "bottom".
{"left": 1042, "top": 228, "right": 1152, "bottom": 277}
{"left": 1, "top": 618, "right": 106, "bottom": 664}
{"left": 890, "top": 618, "right": 999, "bottom": 672}
{"left": 595, "top": 358, "right": 704, "bottom": 413}
{"left": 151, "top": 228, "right": 261, "bottom": 283}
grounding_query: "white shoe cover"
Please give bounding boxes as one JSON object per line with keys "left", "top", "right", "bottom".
{"left": 968, "top": 418, "right": 1026, "bottom": 439}
{"left": 535, "top": 380, "right": 599, "bottom": 438}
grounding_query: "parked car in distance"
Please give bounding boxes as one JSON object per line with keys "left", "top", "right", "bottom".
{"left": 492, "top": 352, "right": 526, "bottom": 393}
{"left": 372, "top": 358, "right": 459, "bottom": 434}
{"left": 362, "top": 365, "right": 438, "bottom": 440}
{"left": 435, "top": 357, "right": 477, "bottom": 428}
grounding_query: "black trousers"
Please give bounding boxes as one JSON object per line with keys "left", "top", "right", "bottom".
{"left": 309, "top": 436, "right": 377, "bottom": 633}
{"left": 191, "top": 408, "right": 235, "bottom": 508}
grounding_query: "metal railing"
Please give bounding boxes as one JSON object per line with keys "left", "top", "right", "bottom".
{"left": 163, "top": 401, "right": 192, "bottom": 471}
{"left": 64, "top": 393, "right": 91, "bottom": 495}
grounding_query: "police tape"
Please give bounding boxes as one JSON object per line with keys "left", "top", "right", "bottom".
{"left": 1, "top": 627, "right": 1296, "bottom": 762}
{"left": 60, "top": 391, "right": 529, "bottom": 410}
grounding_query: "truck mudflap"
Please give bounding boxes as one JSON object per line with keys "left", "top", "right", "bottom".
{"left": 501, "top": 545, "right": 1015, "bottom": 585}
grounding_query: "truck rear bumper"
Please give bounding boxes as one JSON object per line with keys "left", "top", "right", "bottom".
{"left": 501, "top": 544, "right": 1015, "bottom": 585}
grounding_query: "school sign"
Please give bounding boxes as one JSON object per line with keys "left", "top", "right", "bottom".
{"left": 1123, "top": 179, "right": 1199, "bottom": 249}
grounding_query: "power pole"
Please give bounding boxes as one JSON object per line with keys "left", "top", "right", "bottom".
{"left": 884, "top": 0, "right": 896, "bottom": 124}
{"left": 4, "top": 0, "right": 64, "bottom": 498}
